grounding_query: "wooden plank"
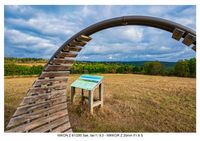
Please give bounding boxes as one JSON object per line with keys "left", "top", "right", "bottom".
{"left": 45, "top": 65, "right": 72, "bottom": 71}
{"left": 69, "top": 40, "right": 87, "bottom": 47}
{"left": 7, "top": 109, "right": 69, "bottom": 132}
{"left": 51, "top": 58, "right": 74, "bottom": 65}
{"left": 192, "top": 45, "right": 196, "bottom": 51}
{"left": 71, "top": 79, "right": 98, "bottom": 91}
{"left": 93, "top": 101, "right": 102, "bottom": 107}
{"left": 13, "top": 96, "right": 67, "bottom": 117}
{"left": 63, "top": 45, "right": 82, "bottom": 52}
{"left": 21, "top": 90, "right": 66, "bottom": 106}
{"left": 71, "top": 87, "right": 75, "bottom": 104}
{"left": 80, "top": 75, "right": 103, "bottom": 82}
{"left": 65, "top": 128, "right": 73, "bottom": 132}
{"left": 7, "top": 102, "right": 68, "bottom": 129}
{"left": 56, "top": 51, "right": 78, "bottom": 58}
{"left": 76, "top": 35, "right": 92, "bottom": 42}
{"left": 51, "top": 122, "right": 71, "bottom": 133}
{"left": 39, "top": 71, "right": 70, "bottom": 78}
{"left": 28, "top": 85, "right": 66, "bottom": 95}
{"left": 99, "top": 83, "right": 103, "bottom": 108}
{"left": 89, "top": 90, "right": 94, "bottom": 114}
{"left": 172, "top": 28, "right": 185, "bottom": 41}
{"left": 31, "top": 115, "right": 69, "bottom": 132}
{"left": 33, "top": 78, "right": 68, "bottom": 87}
{"left": 182, "top": 33, "right": 196, "bottom": 46}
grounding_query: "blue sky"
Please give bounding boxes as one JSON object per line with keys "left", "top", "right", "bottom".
{"left": 4, "top": 5, "right": 196, "bottom": 62}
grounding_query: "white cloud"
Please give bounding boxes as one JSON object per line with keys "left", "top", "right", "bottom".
{"left": 5, "top": 5, "right": 196, "bottom": 61}
{"left": 120, "top": 27, "right": 143, "bottom": 42}
{"left": 147, "top": 6, "right": 176, "bottom": 16}
{"left": 6, "top": 14, "right": 79, "bottom": 37}
{"left": 81, "top": 6, "right": 97, "bottom": 18}
{"left": 148, "top": 6, "right": 164, "bottom": 15}
{"left": 175, "top": 18, "right": 195, "bottom": 28}
{"left": 6, "top": 5, "right": 35, "bottom": 15}
{"left": 5, "top": 28, "right": 55, "bottom": 50}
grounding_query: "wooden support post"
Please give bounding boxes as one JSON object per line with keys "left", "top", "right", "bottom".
{"left": 81, "top": 89, "right": 84, "bottom": 104}
{"left": 89, "top": 90, "right": 93, "bottom": 114}
{"left": 71, "top": 87, "right": 75, "bottom": 104}
{"left": 99, "top": 83, "right": 103, "bottom": 108}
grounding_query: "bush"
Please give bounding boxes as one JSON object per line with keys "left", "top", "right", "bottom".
{"left": 4, "top": 63, "right": 44, "bottom": 76}
{"left": 188, "top": 58, "right": 196, "bottom": 77}
{"left": 143, "top": 61, "right": 165, "bottom": 75}
{"left": 173, "top": 58, "right": 196, "bottom": 77}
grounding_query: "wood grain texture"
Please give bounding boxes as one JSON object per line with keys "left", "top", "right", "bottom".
{"left": 62, "top": 45, "right": 83, "bottom": 52}
{"left": 39, "top": 71, "right": 70, "bottom": 78}
{"left": 6, "top": 34, "right": 92, "bottom": 132}
{"left": 182, "top": 33, "right": 196, "bottom": 46}
{"left": 13, "top": 96, "right": 67, "bottom": 117}
{"left": 45, "top": 65, "right": 72, "bottom": 71}
{"left": 69, "top": 40, "right": 87, "bottom": 47}
{"left": 7, "top": 102, "right": 68, "bottom": 129}
{"left": 7, "top": 109, "right": 69, "bottom": 132}
{"left": 51, "top": 58, "right": 74, "bottom": 65}
{"left": 33, "top": 78, "right": 68, "bottom": 87}
{"left": 56, "top": 51, "right": 78, "bottom": 58}
{"left": 76, "top": 35, "right": 92, "bottom": 42}
{"left": 172, "top": 28, "right": 185, "bottom": 41}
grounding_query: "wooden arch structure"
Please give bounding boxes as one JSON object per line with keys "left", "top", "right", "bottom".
{"left": 6, "top": 16, "right": 196, "bottom": 132}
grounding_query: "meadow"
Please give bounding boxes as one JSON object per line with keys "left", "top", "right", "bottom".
{"left": 4, "top": 74, "right": 196, "bottom": 132}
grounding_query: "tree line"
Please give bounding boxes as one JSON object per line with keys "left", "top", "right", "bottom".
{"left": 143, "top": 58, "right": 196, "bottom": 77}
{"left": 4, "top": 58, "right": 196, "bottom": 77}
{"left": 4, "top": 64, "right": 44, "bottom": 76}
{"left": 5, "top": 57, "right": 47, "bottom": 64}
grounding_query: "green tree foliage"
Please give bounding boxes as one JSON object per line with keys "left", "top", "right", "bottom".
{"left": 143, "top": 61, "right": 165, "bottom": 75}
{"left": 174, "top": 60, "right": 189, "bottom": 77}
{"left": 71, "top": 62, "right": 143, "bottom": 74}
{"left": 5, "top": 57, "right": 47, "bottom": 64}
{"left": 188, "top": 58, "right": 196, "bottom": 77}
{"left": 174, "top": 58, "right": 196, "bottom": 77}
{"left": 4, "top": 63, "right": 44, "bottom": 76}
{"left": 4, "top": 57, "right": 196, "bottom": 78}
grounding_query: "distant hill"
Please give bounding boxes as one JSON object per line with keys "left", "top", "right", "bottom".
{"left": 78, "top": 61, "right": 176, "bottom": 68}
{"left": 5, "top": 57, "right": 176, "bottom": 68}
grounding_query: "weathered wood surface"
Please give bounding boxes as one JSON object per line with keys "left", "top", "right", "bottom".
{"left": 31, "top": 115, "right": 70, "bottom": 132}
{"left": 62, "top": 45, "right": 82, "bottom": 52}
{"left": 27, "top": 85, "right": 66, "bottom": 95}
{"left": 70, "top": 75, "right": 104, "bottom": 114}
{"left": 56, "top": 51, "right": 78, "bottom": 58}
{"left": 39, "top": 71, "right": 70, "bottom": 78}
{"left": 45, "top": 65, "right": 72, "bottom": 71}
{"left": 7, "top": 102, "right": 68, "bottom": 128}
{"left": 13, "top": 96, "right": 67, "bottom": 117}
{"left": 172, "top": 28, "right": 185, "bottom": 41}
{"left": 21, "top": 90, "right": 66, "bottom": 106}
{"left": 182, "top": 33, "right": 196, "bottom": 46}
{"left": 69, "top": 40, "right": 87, "bottom": 47}
{"left": 33, "top": 78, "right": 68, "bottom": 87}
{"left": 51, "top": 121, "right": 72, "bottom": 132}
{"left": 7, "top": 109, "right": 69, "bottom": 132}
{"left": 6, "top": 34, "right": 92, "bottom": 133}
{"left": 76, "top": 35, "right": 92, "bottom": 42}
{"left": 51, "top": 58, "right": 75, "bottom": 65}
{"left": 192, "top": 46, "right": 196, "bottom": 51}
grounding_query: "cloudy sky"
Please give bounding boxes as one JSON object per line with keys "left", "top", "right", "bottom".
{"left": 4, "top": 5, "right": 196, "bottom": 62}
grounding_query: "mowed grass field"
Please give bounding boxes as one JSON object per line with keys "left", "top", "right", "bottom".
{"left": 4, "top": 74, "right": 196, "bottom": 132}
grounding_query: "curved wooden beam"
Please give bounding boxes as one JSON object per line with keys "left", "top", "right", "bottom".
{"left": 6, "top": 16, "right": 196, "bottom": 132}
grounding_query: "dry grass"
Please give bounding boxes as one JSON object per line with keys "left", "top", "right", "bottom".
{"left": 15, "top": 63, "right": 46, "bottom": 66}
{"left": 4, "top": 74, "right": 196, "bottom": 132}
{"left": 4, "top": 77, "right": 37, "bottom": 129}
